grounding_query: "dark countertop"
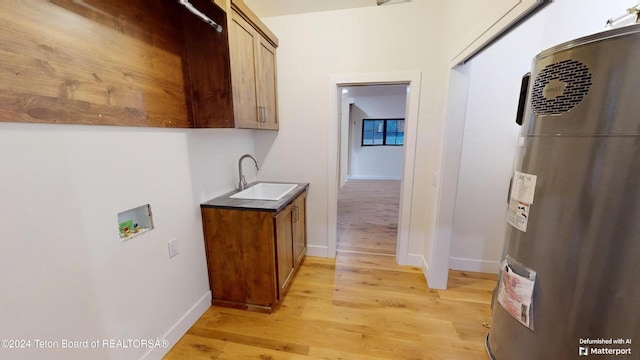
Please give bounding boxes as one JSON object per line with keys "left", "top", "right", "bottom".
{"left": 200, "top": 182, "right": 309, "bottom": 212}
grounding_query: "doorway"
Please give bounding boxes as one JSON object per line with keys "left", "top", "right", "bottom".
{"left": 336, "top": 84, "right": 407, "bottom": 256}
{"left": 327, "top": 71, "right": 422, "bottom": 266}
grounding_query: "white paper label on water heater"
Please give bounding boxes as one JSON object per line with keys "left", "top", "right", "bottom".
{"left": 508, "top": 171, "right": 537, "bottom": 232}
{"left": 497, "top": 256, "right": 536, "bottom": 330}
{"left": 511, "top": 171, "right": 537, "bottom": 204}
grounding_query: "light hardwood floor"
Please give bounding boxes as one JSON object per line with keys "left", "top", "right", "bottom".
{"left": 337, "top": 180, "right": 401, "bottom": 255}
{"left": 164, "top": 180, "right": 497, "bottom": 359}
{"left": 163, "top": 253, "right": 497, "bottom": 360}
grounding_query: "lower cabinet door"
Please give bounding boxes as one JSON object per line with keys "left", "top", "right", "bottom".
{"left": 275, "top": 205, "right": 295, "bottom": 297}
{"left": 292, "top": 192, "right": 307, "bottom": 265}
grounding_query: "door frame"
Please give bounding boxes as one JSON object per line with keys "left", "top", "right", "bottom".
{"left": 328, "top": 71, "right": 422, "bottom": 265}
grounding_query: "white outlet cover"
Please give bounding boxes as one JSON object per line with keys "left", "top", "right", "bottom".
{"left": 168, "top": 238, "right": 179, "bottom": 258}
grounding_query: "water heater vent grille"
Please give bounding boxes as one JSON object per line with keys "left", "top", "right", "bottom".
{"left": 532, "top": 59, "right": 592, "bottom": 115}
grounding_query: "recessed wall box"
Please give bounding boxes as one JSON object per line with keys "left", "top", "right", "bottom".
{"left": 117, "top": 204, "right": 154, "bottom": 240}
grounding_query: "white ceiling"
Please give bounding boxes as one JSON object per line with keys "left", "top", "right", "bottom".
{"left": 243, "top": 0, "right": 409, "bottom": 18}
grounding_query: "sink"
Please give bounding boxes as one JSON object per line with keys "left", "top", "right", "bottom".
{"left": 230, "top": 183, "right": 298, "bottom": 201}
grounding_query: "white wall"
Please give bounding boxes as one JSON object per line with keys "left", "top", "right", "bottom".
{"left": 349, "top": 93, "right": 406, "bottom": 180}
{"left": 449, "top": 0, "right": 633, "bottom": 273}
{"left": 252, "top": 1, "right": 447, "bottom": 264}
{"left": 444, "top": 0, "right": 551, "bottom": 64}
{"left": 0, "top": 122, "right": 256, "bottom": 359}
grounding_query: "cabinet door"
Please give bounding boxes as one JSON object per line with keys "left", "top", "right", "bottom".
{"left": 292, "top": 192, "right": 307, "bottom": 265}
{"left": 202, "top": 208, "right": 277, "bottom": 308}
{"left": 275, "top": 205, "right": 295, "bottom": 296}
{"left": 257, "top": 37, "right": 278, "bottom": 130}
{"left": 181, "top": 0, "right": 234, "bottom": 128}
{"left": 229, "top": 11, "right": 259, "bottom": 128}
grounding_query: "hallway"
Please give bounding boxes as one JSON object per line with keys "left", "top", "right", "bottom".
{"left": 337, "top": 180, "right": 400, "bottom": 255}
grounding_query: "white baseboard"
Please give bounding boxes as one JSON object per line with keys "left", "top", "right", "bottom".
{"left": 449, "top": 257, "right": 500, "bottom": 274}
{"left": 406, "top": 253, "right": 431, "bottom": 288}
{"left": 405, "top": 253, "right": 425, "bottom": 268}
{"left": 142, "top": 291, "right": 212, "bottom": 360}
{"left": 306, "top": 245, "right": 329, "bottom": 258}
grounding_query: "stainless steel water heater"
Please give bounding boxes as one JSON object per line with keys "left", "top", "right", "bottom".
{"left": 487, "top": 24, "right": 640, "bottom": 359}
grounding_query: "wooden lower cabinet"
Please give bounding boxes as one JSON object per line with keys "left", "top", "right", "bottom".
{"left": 200, "top": 190, "right": 307, "bottom": 313}
{"left": 275, "top": 192, "right": 307, "bottom": 294}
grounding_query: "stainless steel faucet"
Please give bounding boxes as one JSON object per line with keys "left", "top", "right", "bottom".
{"left": 238, "top": 154, "right": 260, "bottom": 190}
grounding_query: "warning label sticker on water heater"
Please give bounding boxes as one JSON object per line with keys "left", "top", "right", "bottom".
{"left": 507, "top": 171, "right": 537, "bottom": 232}
{"left": 508, "top": 201, "right": 531, "bottom": 231}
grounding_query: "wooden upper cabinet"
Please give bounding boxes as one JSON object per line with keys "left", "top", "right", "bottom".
{"left": 181, "top": 0, "right": 234, "bottom": 128}
{"left": 229, "top": 12, "right": 259, "bottom": 128}
{"left": 0, "top": 0, "right": 277, "bottom": 129}
{"left": 183, "top": 0, "right": 279, "bottom": 130}
{"left": 0, "top": 0, "right": 192, "bottom": 128}
{"left": 257, "top": 38, "right": 278, "bottom": 130}
{"left": 229, "top": 1, "right": 279, "bottom": 130}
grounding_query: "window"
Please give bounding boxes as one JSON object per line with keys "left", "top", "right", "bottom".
{"left": 362, "top": 119, "right": 404, "bottom": 146}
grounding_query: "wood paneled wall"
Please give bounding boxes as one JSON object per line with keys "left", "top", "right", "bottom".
{"left": 0, "top": 0, "right": 193, "bottom": 127}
